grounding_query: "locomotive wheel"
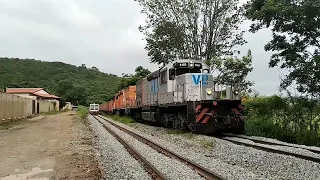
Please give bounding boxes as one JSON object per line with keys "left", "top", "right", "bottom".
{"left": 163, "top": 114, "right": 172, "bottom": 127}
{"left": 233, "top": 122, "right": 246, "bottom": 134}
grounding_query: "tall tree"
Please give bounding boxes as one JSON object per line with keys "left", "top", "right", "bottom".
{"left": 218, "top": 50, "right": 254, "bottom": 92}
{"left": 118, "top": 66, "right": 151, "bottom": 90}
{"left": 134, "top": 66, "right": 151, "bottom": 77}
{"left": 244, "top": 0, "right": 320, "bottom": 97}
{"left": 135, "top": 0, "right": 247, "bottom": 65}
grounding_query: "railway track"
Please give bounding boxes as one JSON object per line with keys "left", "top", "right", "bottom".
{"left": 222, "top": 133, "right": 320, "bottom": 154}
{"left": 220, "top": 133, "right": 320, "bottom": 164}
{"left": 92, "top": 115, "right": 166, "bottom": 180}
{"left": 93, "top": 115, "right": 224, "bottom": 180}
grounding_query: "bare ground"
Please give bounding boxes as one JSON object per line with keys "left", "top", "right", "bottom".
{"left": 0, "top": 111, "right": 102, "bottom": 180}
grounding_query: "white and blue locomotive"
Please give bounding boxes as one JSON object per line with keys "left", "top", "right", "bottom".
{"left": 133, "top": 59, "right": 245, "bottom": 134}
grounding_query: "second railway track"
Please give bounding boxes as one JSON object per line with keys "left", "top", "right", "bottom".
{"left": 222, "top": 133, "right": 320, "bottom": 154}
{"left": 92, "top": 115, "right": 224, "bottom": 180}
{"left": 220, "top": 133, "right": 320, "bottom": 164}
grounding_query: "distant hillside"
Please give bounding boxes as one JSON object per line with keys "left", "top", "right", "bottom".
{"left": 0, "top": 57, "right": 121, "bottom": 106}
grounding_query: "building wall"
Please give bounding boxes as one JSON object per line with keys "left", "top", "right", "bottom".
{"left": 38, "top": 99, "right": 59, "bottom": 113}
{"left": 0, "top": 93, "right": 33, "bottom": 124}
{"left": 62, "top": 102, "right": 72, "bottom": 111}
{"left": 9, "top": 93, "right": 38, "bottom": 112}
{"left": 13, "top": 93, "right": 37, "bottom": 100}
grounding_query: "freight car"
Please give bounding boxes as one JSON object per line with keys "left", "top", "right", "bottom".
{"left": 100, "top": 59, "right": 245, "bottom": 134}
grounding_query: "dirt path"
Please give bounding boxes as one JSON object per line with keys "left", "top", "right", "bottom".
{"left": 0, "top": 111, "right": 101, "bottom": 180}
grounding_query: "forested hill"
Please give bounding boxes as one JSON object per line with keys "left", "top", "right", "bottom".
{"left": 0, "top": 57, "right": 121, "bottom": 106}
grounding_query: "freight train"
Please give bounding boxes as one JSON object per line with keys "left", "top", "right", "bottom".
{"left": 100, "top": 59, "right": 245, "bottom": 134}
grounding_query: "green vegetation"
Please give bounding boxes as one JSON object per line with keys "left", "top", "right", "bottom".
{"left": 244, "top": 0, "right": 320, "bottom": 97}
{"left": 199, "top": 139, "right": 215, "bottom": 149}
{"left": 77, "top": 106, "right": 89, "bottom": 120}
{"left": 117, "top": 66, "right": 151, "bottom": 91}
{"left": 136, "top": 0, "right": 246, "bottom": 65}
{"left": 107, "top": 115, "right": 136, "bottom": 125}
{"left": 166, "top": 129, "right": 186, "bottom": 134}
{"left": 242, "top": 0, "right": 320, "bottom": 147}
{"left": 245, "top": 96, "right": 320, "bottom": 147}
{"left": 0, "top": 57, "right": 121, "bottom": 107}
{"left": 166, "top": 129, "right": 195, "bottom": 139}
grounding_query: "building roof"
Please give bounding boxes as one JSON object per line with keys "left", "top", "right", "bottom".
{"left": 6, "top": 88, "right": 43, "bottom": 94}
{"left": 6, "top": 88, "right": 60, "bottom": 99}
{"left": 33, "top": 92, "right": 60, "bottom": 99}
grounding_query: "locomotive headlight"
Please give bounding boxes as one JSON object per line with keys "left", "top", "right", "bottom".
{"left": 189, "top": 61, "right": 194, "bottom": 68}
{"left": 207, "top": 90, "right": 212, "bottom": 95}
{"left": 234, "top": 90, "right": 239, "bottom": 95}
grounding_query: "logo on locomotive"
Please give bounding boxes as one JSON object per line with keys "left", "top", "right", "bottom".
{"left": 191, "top": 74, "right": 209, "bottom": 85}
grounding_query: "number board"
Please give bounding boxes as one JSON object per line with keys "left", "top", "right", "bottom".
{"left": 194, "top": 63, "right": 202, "bottom": 68}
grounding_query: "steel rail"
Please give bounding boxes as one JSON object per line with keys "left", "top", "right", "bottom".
{"left": 92, "top": 115, "right": 166, "bottom": 180}
{"left": 222, "top": 133, "right": 320, "bottom": 155}
{"left": 97, "top": 115, "right": 224, "bottom": 180}
{"left": 220, "top": 136, "right": 320, "bottom": 164}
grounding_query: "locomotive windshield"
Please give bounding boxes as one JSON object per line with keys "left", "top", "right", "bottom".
{"left": 175, "top": 67, "right": 201, "bottom": 76}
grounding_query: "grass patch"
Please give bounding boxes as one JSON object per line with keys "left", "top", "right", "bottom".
{"left": 77, "top": 106, "right": 89, "bottom": 120}
{"left": 0, "top": 125, "right": 7, "bottom": 130}
{"left": 199, "top": 139, "right": 214, "bottom": 149}
{"left": 106, "top": 115, "right": 135, "bottom": 125}
{"left": 166, "top": 129, "right": 195, "bottom": 139}
{"left": 244, "top": 95, "right": 320, "bottom": 147}
{"left": 166, "top": 129, "right": 186, "bottom": 134}
{"left": 184, "top": 133, "right": 195, "bottom": 139}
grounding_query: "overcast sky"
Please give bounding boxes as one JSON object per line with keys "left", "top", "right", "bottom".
{"left": 0, "top": 0, "right": 286, "bottom": 96}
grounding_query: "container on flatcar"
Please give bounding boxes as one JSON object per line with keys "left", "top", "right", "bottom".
{"left": 114, "top": 90, "right": 125, "bottom": 110}
{"left": 99, "top": 102, "right": 106, "bottom": 112}
{"left": 107, "top": 100, "right": 114, "bottom": 113}
{"left": 136, "top": 78, "right": 146, "bottom": 107}
{"left": 124, "top": 85, "right": 137, "bottom": 108}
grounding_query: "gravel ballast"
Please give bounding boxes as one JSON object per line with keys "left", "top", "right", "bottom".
{"left": 96, "top": 116, "right": 205, "bottom": 180}
{"left": 103, "top": 117, "right": 320, "bottom": 180}
{"left": 88, "top": 116, "right": 151, "bottom": 180}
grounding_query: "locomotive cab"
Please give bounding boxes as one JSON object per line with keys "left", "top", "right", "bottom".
{"left": 168, "top": 60, "right": 210, "bottom": 80}
{"left": 89, "top": 103, "right": 99, "bottom": 115}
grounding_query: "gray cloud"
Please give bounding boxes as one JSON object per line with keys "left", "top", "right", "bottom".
{"left": 0, "top": 0, "right": 283, "bottom": 96}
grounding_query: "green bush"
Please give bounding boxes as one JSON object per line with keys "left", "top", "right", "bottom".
{"left": 244, "top": 95, "right": 320, "bottom": 147}
{"left": 107, "top": 115, "right": 135, "bottom": 124}
{"left": 77, "top": 106, "right": 89, "bottom": 120}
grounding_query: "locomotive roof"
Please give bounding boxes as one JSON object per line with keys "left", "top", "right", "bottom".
{"left": 146, "top": 59, "right": 209, "bottom": 80}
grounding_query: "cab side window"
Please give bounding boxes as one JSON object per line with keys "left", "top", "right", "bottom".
{"left": 160, "top": 70, "right": 167, "bottom": 84}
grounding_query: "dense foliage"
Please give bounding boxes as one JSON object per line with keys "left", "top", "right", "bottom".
{"left": 244, "top": 0, "right": 320, "bottom": 97}
{"left": 135, "top": 0, "right": 246, "bottom": 65}
{"left": 205, "top": 49, "right": 254, "bottom": 93}
{"left": 245, "top": 96, "right": 320, "bottom": 146}
{"left": 117, "top": 66, "right": 151, "bottom": 91}
{"left": 0, "top": 57, "right": 121, "bottom": 106}
{"left": 136, "top": 0, "right": 253, "bottom": 91}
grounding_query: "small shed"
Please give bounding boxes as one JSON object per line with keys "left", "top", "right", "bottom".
{"left": 6, "top": 88, "right": 60, "bottom": 113}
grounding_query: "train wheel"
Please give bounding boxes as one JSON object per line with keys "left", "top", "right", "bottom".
{"left": 178, "top": 113, "right": 187, "bottom": 130}
{"left": 233, "top": 122, "right": 246, "bottom": 134}
{"left": 163, "top": 114, "right": 172, "bottom": 127}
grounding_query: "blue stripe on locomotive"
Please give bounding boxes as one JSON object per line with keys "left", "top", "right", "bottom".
{"left": 150, "top": 78, "right": 158, "bottom": 94}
